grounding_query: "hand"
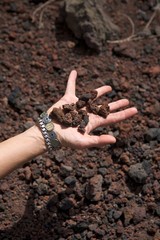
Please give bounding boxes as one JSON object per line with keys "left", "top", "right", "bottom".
{"left": 47, "top": 70, "right": 137, "bottom": 149}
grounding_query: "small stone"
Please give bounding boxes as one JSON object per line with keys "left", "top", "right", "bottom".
{"left": 89, "top": 223, "right": 98, "bottom": 231}
{"left": 36, "top": 182, "right": 49, "bottom": 196}
{"left": 133, "top": 206, "right": 146, "bottom": 224}
{"left": 63, "top": 103, "right": 75, "bottom": 113}
{"left": 64, "top": 176, "right": 76, "bottom": 187}
{"left": 107, "top": 209, "right": 115, "bottom": 223}
{"left": 54, "top": 151, "right": 65, "bottom": 163}
{"left": 71, "top": 112, "right": 82, "bottom": 127}
{"left": 76, "top": 66, "right": 88, "bottom": 77}
{"left": 59, "top": 197, "right": 75, "bottom": 211}
{"left": 120, "top": 153, "right": 130, "bottom": 165}
{"left": 46, "top": 193, "right": 59, "bottom": 211}
{"left": 113, "top": 210, "right": 122, "bottom": 220}
{"left": 98, "top": 103, "right": 110, "bottom": 118}
{"left": 0, "top": 182, "right": 9, "bottom": 193}
{"left": 108, "top": 182, "right": 121, "bottom": 196}
{"left": 85, "top": 174, "right": 103, "bottom": 201}
{"left": 92, "top": 69, "right": 100, "bottom": 78}
{"left": 22, "top": 20, "right": 31, "bottom": 31}
{"left": 63, "top": 112, "right": 73, "bottom": 126}
{"left": 128, "top": 163, "right": 148, "bottom": 184}
{"left": 48, "top": 177, "right": 56, "bottom": 187}
{"left": 50, "top": 107, "right": 64, "bottom": 123}
{"left": 87, "top": 100, "right": 99, "bottom": 114}
{"left": 98, "top": 167, "right": 107, "bottom": 176}
{"left": 77, "top": 120, "right": 86, "bottom": 134}
{"left": 142, "top": 160, "right": 152, "bottom": 174}
{"left": 76, "top": 100, "right": 86, "bottom": 109}
{"left": 116, "top": 226, "right": 124, "bottom": 237}
{"left": 8, "top": 87, "right": 24, "bottom": 111}
{"left": 123, "top": 207, "right": 134, "bottom": 226}
{"left": 87, "top": 231, "right": 94, "bottom": 238}
{"left": 60, "top": 164, "right": 73, "bottom": 177}
{"left": 143, "top": 66, "right": 160, "bottom": 76}
{"left": 100, "top": 155, "right": 113, "bottom": 168}
{"left": 153, "top": 180, "right": 160, "bottom": 195}
{"left": 73, "top": 221, "right": 89, "bottom": 233}
{"left": 94, "top": 228, "right": 105, "bottom": 237}
{"left": 61, "top": 164, "right": 73, "bottom": 172}
{"left": 147, "top": 119, "right": 159, "bottom": 128}
{"left": 83, "top": 114, "right": 89, "bottom": 125}
{"left": 67, "top": 41, "right": 76, "bottom": 48}
{"left": 112, "top": 44, "right": 137, "bottom": 59}
{"left": 45, "top": 159, "right": 52, "bottom": 168}
{"left": 24, "top": 166, "right": 32, "bottom": 181}
{"left": 79, "top": 90, "right": 97, "bottom": 102}
{"left": 83, "top": 169, "right": 97, "bottom": 178}
{"left": 44, "top": 169, "right": 52, "bottom": 179}
{"left": 145, "top": 101, "right": 160, "bottom": 117}
{"left": 142, "top": 183, "right": 153, "bottom": 195}
{"left": 144, "top": 128, "right": 160, "bottom": 142}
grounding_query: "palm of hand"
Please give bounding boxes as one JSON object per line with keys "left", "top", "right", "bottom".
{"left": 48, "top": 71, "right": 137, "bottom": 149}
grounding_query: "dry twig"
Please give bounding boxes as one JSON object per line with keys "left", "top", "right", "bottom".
{"left": 107, "top": 13, "right": 136, "bottom": 44}
{"left": 107, "top": 2, "right": 160, "bottom": 44}
{"left": 38, "top": 5, "right": 57, "bottom": 29}
{"left": 143, "top": 3, "right": 160, "bottom": 31}
{"left": 31, "top": 0, "right": 56, "bottom": 24}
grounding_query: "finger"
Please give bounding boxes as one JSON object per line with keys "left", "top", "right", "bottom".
{"left": 109, "top": 99, "right": 129, "bottom": 112}
{"left": 95, "top": 85, "right": 112, "bottom": 98}
{"left": 107, "top": 107, "right": 138, "bottom": 124}
{"left": 84, "top": 134, "right": 116, "bottom": 148}
{"left": 65, "top": 70, "right": 77, "bottom": 95}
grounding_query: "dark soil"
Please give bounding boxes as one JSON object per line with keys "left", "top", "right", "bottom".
{"left": 0, "top": 0, "right": 160, "bottom": 240}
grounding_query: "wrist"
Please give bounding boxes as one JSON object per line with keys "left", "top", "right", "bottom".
{"left": 24, "top": 125, "right": 47, "bottom": 155}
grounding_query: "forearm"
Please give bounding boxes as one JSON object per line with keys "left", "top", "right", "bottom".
{"left": 0, "top": 125, "right": 46, "bottom": 179}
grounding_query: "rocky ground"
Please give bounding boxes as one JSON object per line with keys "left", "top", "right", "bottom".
{"left": 0, "top": 0, "right": 160, "bottom": 239}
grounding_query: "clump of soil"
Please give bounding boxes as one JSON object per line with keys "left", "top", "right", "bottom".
{"left": 50, "top": 90, "right": 110, "bottom": 133}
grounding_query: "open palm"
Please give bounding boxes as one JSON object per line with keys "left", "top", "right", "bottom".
{"left": 47, "top": 70, "right": 137, "bottom": 149}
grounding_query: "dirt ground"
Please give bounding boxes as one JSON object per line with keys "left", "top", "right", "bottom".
{"left": 0, "top": 0, "right": 160, "bottom": 239}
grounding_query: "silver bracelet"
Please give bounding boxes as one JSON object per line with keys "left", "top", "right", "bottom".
{"left": 37, "top": 112, "right": 61, "bottom": 152}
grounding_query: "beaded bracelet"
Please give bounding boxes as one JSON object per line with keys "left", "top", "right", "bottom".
{"left": 37, "top": 112, "right": 61, "bottom": 152}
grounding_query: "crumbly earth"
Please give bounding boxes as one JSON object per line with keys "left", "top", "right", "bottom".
{"left": 0, "top": 1, "right": 160, "bottom": 240}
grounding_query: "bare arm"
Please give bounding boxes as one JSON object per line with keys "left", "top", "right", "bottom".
{"left": 0, "top": 126, "right": 46, "bottom": 178}
{"left": 0, "top": 70, "right": 138, "bottom": 179}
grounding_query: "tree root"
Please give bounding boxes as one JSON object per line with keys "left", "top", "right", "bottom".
{"left": 107, "top": 13, "right": 136, "bottom": 44}
{"left": 31, "top": 0, "right": 60, "bottom": 28}
{"left": 143, "top": 2, "right": 160, "bottom": 31}
{"left": 107, "top": 2, "right": 160, "bottom": 44}
{"left": 38, "top": 5, "right": 57, "bottom": 29}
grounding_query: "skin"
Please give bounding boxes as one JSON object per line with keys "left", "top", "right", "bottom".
{"left": 0, "top": 70, "right": 138, "bottom": 179}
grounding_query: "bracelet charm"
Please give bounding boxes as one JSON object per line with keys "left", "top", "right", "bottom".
{"left": 37, "top": 112, "right": 61, "bottom": 151}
